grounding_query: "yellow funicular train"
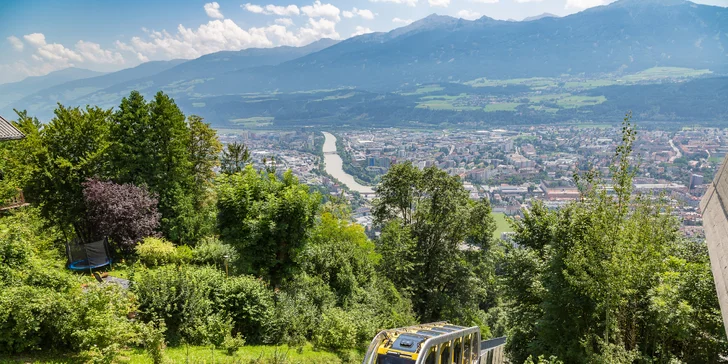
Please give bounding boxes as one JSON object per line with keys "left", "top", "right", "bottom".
{"left": 362, "top": 322, "right": 483, "bottom": 364}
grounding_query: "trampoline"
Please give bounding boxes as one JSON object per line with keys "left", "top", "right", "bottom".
{"left": 66, "top": 237, "right": 112, "bottom": 271}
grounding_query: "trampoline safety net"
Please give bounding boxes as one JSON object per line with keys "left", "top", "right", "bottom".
{"left": 66, "top": 237, "right": 112, "bottom": 271}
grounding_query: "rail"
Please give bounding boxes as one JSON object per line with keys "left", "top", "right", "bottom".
{"left": 479, "top": 337, "right": 507, "bottom": 364}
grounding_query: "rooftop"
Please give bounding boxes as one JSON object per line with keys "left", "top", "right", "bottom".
{"left": 0, "top": 115, "right": 24, "bottom": 141}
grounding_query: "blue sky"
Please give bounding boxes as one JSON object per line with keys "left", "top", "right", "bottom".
{"left": 1, "top": 0, "right": 727, "bottom": 84}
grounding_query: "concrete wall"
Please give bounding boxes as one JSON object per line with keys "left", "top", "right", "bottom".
{"left": 701, "top": 156, "right": 728, "bottom": 339}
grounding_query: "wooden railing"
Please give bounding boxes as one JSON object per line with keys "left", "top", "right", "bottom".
{"left": 0, "top": 189, "right": 28, "bottom": 210}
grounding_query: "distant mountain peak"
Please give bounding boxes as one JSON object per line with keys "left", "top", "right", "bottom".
{"left": 522, "top": 13, "right": 559, "bottom": 22}
{"left": 607, "top": 0, "right": 689, "bottom": 8}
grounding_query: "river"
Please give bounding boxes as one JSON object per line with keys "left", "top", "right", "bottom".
{"left": 321, "top": 132, "right": 375, "bottom": 194}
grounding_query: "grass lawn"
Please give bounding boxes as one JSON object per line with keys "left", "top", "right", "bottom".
{"left": 484, "top": 103, "right": 521, "bottom": 112}
{"left": 556, "top": 95, "right": 606, "bottom": 108}
{"left": 127, "top": 344, "right": 359, "bottom": 364}
{"left": 1, "top": 344, "right": 360, "bottom": 364}
{"left": 492, "top": 212, "right": 513, "bottom": 239}
{"left": 416, "top": 100, "right": 481, "bottom": 111}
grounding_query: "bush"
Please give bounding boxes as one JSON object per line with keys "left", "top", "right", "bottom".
{"left": 192, "top": 236, "right": 237, "bottom": 268}
{"left": 131, "top": 265, "right": 225, "bottom": 345}
{"left": 0, "top": 286, "right": 76, "bottom": 353}
{"left": 313, "top": 307, "right": 358, "bottom": 351}
{"left": 136, "top": 237, "right": 177, "bottom": 266}
{"left": 273, "top": 274, "right": 336, "bottom": 346}
{"left": 222, "top": 333, "right": 246, "bottom": 356}
{"left": 71, "top": 284, "right": 138, "bottom": 356}
{"left": 174, "top": 245, "right": 194, "bottom": 264}
{"left": 138, "top": 321, "right": 166, "bottom": 364}
{"left": 221, "top": 275, "right": 275, "bottom": 344}
{"left": 82, "top": 179, "right": 160, "bottom": 251}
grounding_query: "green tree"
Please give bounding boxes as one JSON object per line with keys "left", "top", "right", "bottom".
{"left": 373, "top": 162, "right": 496, "bottom": 323}
{"left": 107, "top": 91, "right": 152, "bottom": 186}
{"left": 187, "top": 115, "right": 222, "bottom": 189}
{"left": 107, "top": 91, "right": 215, "bottom": 244}
{"left": 221, "top": 142, "right": 251, "bottom": 175}
{"left": 500, "top": 115, "right": 728, "bottom": 363}
{"left": 21, "top": 105, "right": 111, "bottom": 241}
{"left": 216, "top": 166, "right": 320, "bottom": 286}
{"left": 296, "top": 208, "right": 379, "bottom": 305}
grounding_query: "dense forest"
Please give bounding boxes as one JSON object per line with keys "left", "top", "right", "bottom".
{"left": 0, "top": 93, "right": 726, "bottom": 363}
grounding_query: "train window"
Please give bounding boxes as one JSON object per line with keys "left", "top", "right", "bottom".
{"left": 440, "top": 346, "right": 451, "bottom": 364}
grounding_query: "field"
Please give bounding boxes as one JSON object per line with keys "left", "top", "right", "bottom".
{"left": 492, "top": 213, "right": 513, "bottom": 239}
{"left": 484, "top": 102, "right": 521, "bottom": 112}
{"left": 229, "top": 116, "right": 274, "bottom": 127}
{"left": 0, "top": 344, "right": 358, "bottom": 364}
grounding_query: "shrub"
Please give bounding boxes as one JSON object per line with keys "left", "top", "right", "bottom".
{"left": 131, "top": 265, "right": 225, "bottom": 345}
{"left": 138, "top": 321, "right": 166, "bottom": 364}
{"left": 174, "top": 245, "right": 194, "bottom": 264}
{"left": 188, "top": 312, "right": 235, "bottom": 347}
{"left": 221, "top": 275, "right": 275, "bottom": 344}
{"left": 273, "top": 274, "right": 336, "bottom": 346}
{"left": 82, "top": 179, "right": 160, "bottom": 251}
{"left": 192, "top": 236, "right": 237, "bottom": 268}
{"left": 0, "top": 285, "right": 76, "bottom": 353}
{"left": 313, "top": 307, "right": 358, "bottom": 351}
{"left": 71, "top": 284, "right": 138, "bottom": 357}
{"left": 222, "top": 333, "right": 246, "bottom": 356}
{"left": 136, "top": 237, "right": 176, "bottom": 266}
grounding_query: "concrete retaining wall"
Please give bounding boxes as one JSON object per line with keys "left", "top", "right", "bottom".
{"left": 701, "top": 156, "right": 728, "bottom": 339}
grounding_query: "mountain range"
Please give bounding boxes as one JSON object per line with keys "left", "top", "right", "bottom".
{"left": 1, "top": 0, "right": 727, "bottom": 126}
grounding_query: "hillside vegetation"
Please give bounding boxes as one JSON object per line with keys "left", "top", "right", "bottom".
{"left": 0, "top": 96, "right": 726, "bottom": 363}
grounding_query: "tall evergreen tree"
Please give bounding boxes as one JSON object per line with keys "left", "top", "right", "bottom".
{"left": 221, "top": 142, "right": 251, "bottom": 175}
{"left": 107, "top": 91, "right": 152, "bottom": 185}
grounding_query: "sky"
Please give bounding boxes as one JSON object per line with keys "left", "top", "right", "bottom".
{"left": 0, "top": 0, "right": 727, "bottom": 85}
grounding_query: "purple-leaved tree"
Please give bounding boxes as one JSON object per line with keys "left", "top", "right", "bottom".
{"left": 83, "top": 179, "right": 161, "bottom": 251}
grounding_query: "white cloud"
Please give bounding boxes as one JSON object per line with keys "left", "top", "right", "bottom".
{"left": 354, "top": 8, "right": 375, "bottom": 20}
{"left": 275, "top": 18, "right": 295, "bottom": 26}
{"left": 265, "top": 4, "right": 301, "bottom": 16}
{"left": 392, "top": 17, "right": 414, "bottom": 25}
{"left": 514, "top": 0, "right": 543, "bottom": 2}
{"left": 75, "top": 40, "right": 125, "bottom": 64}
{"left": 204, "top": 2, "right": 224, "bottom": 19}
{"left": 7, "top": 36, "right": 23, "bottom": 51}
{"left": 344, "top": 8, "right": 375, "bottom": 20}
{"left": 23, "top": 33, "right": 46, "bottom": 47}
{"left": 470, "top": 0, "right": 498, "bottom": 3}
{"left": 297, "top": 17, "right": 340, "bottom": 43}
{"left": 351, "top": 26, "right": 374, "bottom": 37}
{"left": 565, "top": 0, "right": 611, "bottom": 8}
{"left": 0, "top": 33, "right": 127, "bottom": 84}
{"left": 301, "top": 1, "right": 341, "bottom": 21}
{"left": 243, "top": 3, "right": 301, "bottom": 15}
{"left": 243, "top": 3, "right": 266, "bottom": 13}
{"left": 127, "top": 19, "right": 273, "bottom": 59}
{"left": 23, "top": 33, "right": 84, "bottom": 63}
{"left": 370, "top": 0, "right": 418, "bottom": 7}
{"left": 429, "top": 0, "right": 450, "bottom": 7}
{"left": 457, "top": 9, "right": 481, "bottom": 20}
